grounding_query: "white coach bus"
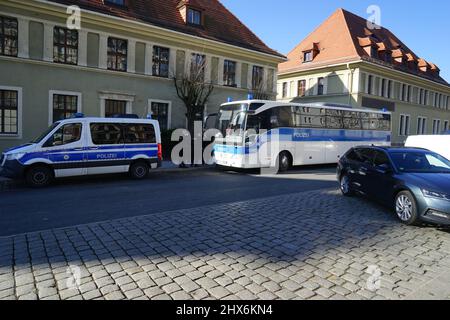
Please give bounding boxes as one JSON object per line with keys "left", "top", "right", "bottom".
{"left": 213, "top": 100, "right": 391, "bottom": 171}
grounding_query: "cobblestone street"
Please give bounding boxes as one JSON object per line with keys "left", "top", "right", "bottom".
{"left": 1, "top": 188, "right": 450, "bottom": 300}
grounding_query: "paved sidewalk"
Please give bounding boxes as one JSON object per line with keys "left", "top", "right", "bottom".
{"left": 1, "top": 189, "right": 450, "bottom": 300}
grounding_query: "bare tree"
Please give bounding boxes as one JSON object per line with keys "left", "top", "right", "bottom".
{"left": 174, "top": 54, "right": 214, "bottom": 135}
{"left": 173, "top": 54, "right": 214, "bottom": 166}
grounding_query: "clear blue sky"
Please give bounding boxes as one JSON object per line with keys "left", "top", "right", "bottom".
{"left": 221, "top": 0, "right": 450, "bottom": 81}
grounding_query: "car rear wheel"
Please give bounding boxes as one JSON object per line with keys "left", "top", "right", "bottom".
{"left": 340, "top": 174, "right": 354, "bottom": 196}
{"left": 26, "top": 166, "right": 53, "bottom": 188}
{"left": 129, "top": 161, "right": 149, "bottom": 179}
{"left": 395, "top": 191, "right": 419, "bottom": 225}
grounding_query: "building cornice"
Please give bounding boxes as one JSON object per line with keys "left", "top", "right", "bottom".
{"left": 2, "top": 0, "right": 285, "bottom": 65}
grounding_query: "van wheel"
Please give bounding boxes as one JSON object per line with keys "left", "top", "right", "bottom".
{"left": 129, "top": 161, "right": 149, "bottom": 179}
{"left": 26, "top": 166, "right": 53, "bottom": 188}
{"left": 277, "top": 152, "right": 292, "bottom": 172}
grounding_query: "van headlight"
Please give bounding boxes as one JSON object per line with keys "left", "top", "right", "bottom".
{"left": 422, "top": 189, "right": 450, "bottom": 201}
{"left": 6, "top": 153, "right": 25, "bottom": 161}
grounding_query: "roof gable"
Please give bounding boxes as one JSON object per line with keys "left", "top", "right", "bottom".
{"left": 280, "top": 8, "right": 448, "bottom": 86}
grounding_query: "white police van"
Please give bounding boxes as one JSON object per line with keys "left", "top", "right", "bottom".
{"left": 0, "top": 115, "right": 162, "bottom": 187}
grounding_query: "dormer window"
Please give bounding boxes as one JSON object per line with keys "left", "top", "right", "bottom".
{"left": 370, "top": 46, "right": 378, "bottom": 59}
{"left": 303, "top": 51, "right": 313, "bottom": 63}
{"left": 104, "top": 0, "right": 125, "bottom": 7}
{"left": 187, "top": 8, "right": 202, "bottom": 26}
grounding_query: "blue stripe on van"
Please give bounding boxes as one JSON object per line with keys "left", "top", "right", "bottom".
{"left": 19, "top": 144, "right": 159, "bottom": 165}
{"left": 214, "top": 129, "right": 391, "bottom": 155}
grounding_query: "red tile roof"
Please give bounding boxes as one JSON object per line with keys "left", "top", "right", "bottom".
{"left": 279, "top": 8, "right": 448, "bottom": 86}
{"left": 48, "top": 0, "right": 284, "bottom": 58}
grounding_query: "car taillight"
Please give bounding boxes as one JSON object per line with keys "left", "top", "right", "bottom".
{"left": 157, "top": 143, "right": 162, "bottom": 161}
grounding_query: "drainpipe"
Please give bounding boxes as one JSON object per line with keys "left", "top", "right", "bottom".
{"left": 347, "top": 63, "right": 355, "bottom": 106}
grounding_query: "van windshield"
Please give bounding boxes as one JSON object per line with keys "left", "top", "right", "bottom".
{"left": 31, "top": 122, "right": 60, "bottom": 144}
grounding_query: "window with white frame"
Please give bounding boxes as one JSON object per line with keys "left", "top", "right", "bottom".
{"left": 51, "top": 93, "right": 80, "bottom": 123}
{"left": 0, "top": 89, "right": 18, "bottom": 134}
{"left": 105, "top": 99, "right": 127, "bottom": 117}
{"left": 223, "top": 60, "right": 237, "bottom": 87}
{"left": 416, "top": 117, "right": 426, "bottom": 135}
{"left": 399, "top": 114, "right": 410, "bottom": 136}
{"left": 282, "top": 82, "right": 288, "bottom": 98}
{"left": 152, "top": 46, "right": 170, "bottom": 78}
{"left": 367, "top": 75, "right": 373, "bottom": 95}
{"left": 432, "top": 119, "right": 441, "bottom": 135}
{"left": 150, "top": 101, "right": 170, "bottom": 131}
{"left": 443, "top": 120, "right": 449, "bottom": 132}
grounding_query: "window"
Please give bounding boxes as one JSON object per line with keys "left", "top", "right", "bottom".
{"left": 0, "top": 89, "right": 18, "bottom": 134}
{"left": 417, "top": 117, "right": 426, "bottom": 135}
{"left": 271, "top": 106, "right": 295, "bottom": 128}
{"left": 317, "top": 77, "right": 325, "bottom": 96}
{"left": 325, "top": 109, "right": 344, "bottom": 129}
{"left": 370, "top": 46, "right": 378, "bottom": 59}
{"left": 190, "top": 53, "right": 206, "bottom": 81}
{"left": 152, "top": 46, "right": 170, "bottom": 78}
{"left": 387, "top": 80, "right": 392, "bottom": 99}
{"left": 444, "top": 120, "right": 449, "bottom": 132}
{"left": 123, "top": 124, "right": 156, "bottom": 144}
{"left": 282, "top": 82, "right": 288, "bottom": 98}
{"left": 419, "top": 89, "right": 424, "bottom": 105}
{"left": 43, "top": 123, "right": 82, "bottom": 147}
{"left": 373, "top": 150, "right": 390, "bottom": 167}
{"left": 150, "top": 101, "right": 169, "bottom": 131}
{"left": 432, "top": 119, "right": 441, "bottom": 135}
{"left": 424, "top": 90, "right": 429, "bottom": 105}
{"left": 399, "top": 114, "right": 410, "bottom": 136}
{"left": 52, "top": 94, "right": 78, "bottom": 122}
{"left": 223, "top": 60, "right": 236, "bottom": 87}
{"left": 187, "top": 8, "right": 202, "bottom": 26}
{"left": 252, "top": 66, "right": 264, "bottom": 90}
{"left": 343, "top": 111, "right": 362, "bottom": 130}
{"left": 0, "top": 16, "right": 18, "bottom": 57}
{"left": 53, "top": 27, "right": 78, "bottom": 65}
{"left": 384, "top": 51, "right": 392, "bottom": 63}
{"left": 298, "top": 80, "right": 306, "bottom": 97}
{"left": 105, "top": 0, "right": 125, "bottom": 6}
{"left": 107, "top": 37, "right": 127, "bottom": 71}
{"left": 90, "top": 123, "right": 122, "bottom": 145}
{"left": 293, "top": 106, "right": 326, "bottom": 128}
{"left": 381, "top": 79, "right": 386, "bottom": 97}
{"left": 367, "top": 75, "right": 373, "bottom": 95}
{"left": 105, "top": 99, "right": 127, "bottom": 117}
{"left": 401, "top": 84, "right": 407, "bottom": 101}
{"left": 303, "top": 51, "right": 313, "bottom": 62}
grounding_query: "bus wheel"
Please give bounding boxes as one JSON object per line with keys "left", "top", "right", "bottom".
{"left": 26, "top": 165, "right": 53, "bottom": 188}
{"left": 278, "top": 152, "right": 292, "bottom": 172}
{"left": 129, "top": 161, "right": 149, "bottom": 179}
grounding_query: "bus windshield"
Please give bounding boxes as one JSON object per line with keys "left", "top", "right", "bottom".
{"left": 217, "top": 103, "right": 248, "bottom": 137}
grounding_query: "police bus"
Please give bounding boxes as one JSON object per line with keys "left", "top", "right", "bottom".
{"left": 213, "top": 100, "right": 391, "bottom": 171}
{"left": 0, "top": 115, "right": 162, "bottom": 187}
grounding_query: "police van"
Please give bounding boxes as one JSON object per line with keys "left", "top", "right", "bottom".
{"left": 0, "top": 115, "right": 162, "bottom": 187}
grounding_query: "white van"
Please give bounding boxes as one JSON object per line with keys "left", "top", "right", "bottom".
{"left": 0, "top": 115, "right": 162, "bottom": 187}
{"left": 405, "top": 135, "right": 450, "bottom": 160}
